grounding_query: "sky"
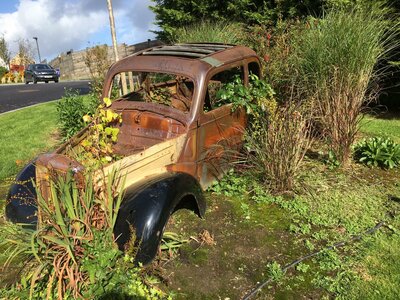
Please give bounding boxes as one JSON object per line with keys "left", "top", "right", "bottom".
{"left": 0, "top": 0, "right": 158, "bottom": 62}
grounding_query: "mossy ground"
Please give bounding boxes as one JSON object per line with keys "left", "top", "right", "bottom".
{"left": 155, "top": 161, "right": 400, "bottom": 299}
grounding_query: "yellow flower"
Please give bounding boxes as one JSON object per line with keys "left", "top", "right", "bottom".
{"left": 103, "top": 97, "right": 112, "bottom": 107}
{"left": 82, "top": 114, "right": 92, "bottom": 123}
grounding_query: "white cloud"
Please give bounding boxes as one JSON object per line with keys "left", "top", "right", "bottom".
{"left": 113, "top": 0, "right": 157, "bottom": 46}
{"left": 0, "top": 0, "right": 157, "bottom": 61}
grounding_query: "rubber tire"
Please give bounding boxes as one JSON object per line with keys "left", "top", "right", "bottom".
{"left": 55, "top": 79, "right": 59, "bottom": 83}
{"left": 45, "top": 81, "right": 48, "bottom": 83}
{"left": 33, "top": 77, "right": 37, "bottom": 84}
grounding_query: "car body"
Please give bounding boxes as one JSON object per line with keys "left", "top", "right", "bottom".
{"left": 24, "top": 64, "right": 59, "bottom": 84}
{"left": 7, "top": 43, "right": 261, "bottom": 263}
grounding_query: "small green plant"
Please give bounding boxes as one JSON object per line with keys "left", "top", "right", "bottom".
{"left": 324, "top": 150, "right": 341, "bottom": 169}
{"left": 353, "top": 137, "right": 400, "bottom": 169}
{"left": 56, "top": 90, "right": 98, "bottom": 139}
{"left": 208, "top": 169, "right": 249, "bottom": 197}
{"left": 296, "top": 262, "right": 310, "bottom": 273}
{"left": 160, "top": 232, "right": 189, "bottom": 258}
{"left": 267, "top": 261, "right": 285, "bottom": 282}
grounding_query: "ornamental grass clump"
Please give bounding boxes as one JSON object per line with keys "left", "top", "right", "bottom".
{"left": 172, "top": 20, "right": 245, "bottom": 44}
{"left": 0, "top": 171, "right": 165, "bottom": 299}
{"left": 292, "top": 4, "right": 399, "bottom": 167}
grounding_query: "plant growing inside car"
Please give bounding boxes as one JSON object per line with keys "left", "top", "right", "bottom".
{"left": 216, "top": 74, "right": 276, "bottom": 118}
{"left": 69, "top": 97, "right": 122, "bottom": 170}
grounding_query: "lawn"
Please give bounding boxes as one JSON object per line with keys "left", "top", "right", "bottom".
{"left": 360, "top": 115, "right": 400, "bottom": 143}
{"left": 0, "top": 102, "right": 59, "bottom": 182}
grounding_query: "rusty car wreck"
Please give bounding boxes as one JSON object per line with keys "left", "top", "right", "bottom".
{"left": 6, "top": 43, "right": 261, "bottom": 264}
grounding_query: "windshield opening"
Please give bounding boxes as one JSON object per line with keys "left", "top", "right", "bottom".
{"left": 110, "top": 71, "right": 194, "bottom": 113}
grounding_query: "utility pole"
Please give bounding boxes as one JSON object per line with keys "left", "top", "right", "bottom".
{"left": 33, "top": 37, "right": 41, "bottom": 63}
{"left": 106, "top": 0, "right": 127, "bottom": 94}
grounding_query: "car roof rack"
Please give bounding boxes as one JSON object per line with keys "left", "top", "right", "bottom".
{"left": 140, "top": 43, "right": 234, "bottom": 58}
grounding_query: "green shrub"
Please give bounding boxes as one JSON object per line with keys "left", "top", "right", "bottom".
{"left": 354, "top": 137, "right": 400, "bottom": 169}
{"left": 56, "top": 90, "right": 98, "bottom": 139}
{"left": 215, "top": 75, "right": 312, "bottom": 193}
{"left": 0, "top": 66, "right": 7, "bottom": 80}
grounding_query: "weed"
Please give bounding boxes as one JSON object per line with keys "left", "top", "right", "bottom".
{"left": 208, "top": 169, "right": 249, "bottom": 197}
{"left": 160, "top": 232, "right": 189, "bottom": 258}
{"left": 267, "top": 261, "right": 285, "bottom": 282}
{"left": 296, "top": 262, "right": 310, "bottom": 273}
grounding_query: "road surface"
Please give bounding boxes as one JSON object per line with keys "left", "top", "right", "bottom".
{"left": 0, "top": 81, "right": 90, "bottom": 114}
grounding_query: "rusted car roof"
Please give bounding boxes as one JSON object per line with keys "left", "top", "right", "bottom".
{"left": 103, "top": 43, "right": 258, "bottom": 88}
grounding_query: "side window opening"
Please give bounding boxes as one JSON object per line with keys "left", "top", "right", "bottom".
{"left": 204, "top": 66, "right": 244, "bottom": 112}
{"left": 248, "top": 62, "right": 260, "bottom": 78}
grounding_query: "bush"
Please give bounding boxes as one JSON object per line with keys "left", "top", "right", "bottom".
{"left": 244, "top": 102, "right": 312, "bottom": 193}
{"left": 84, "top": 45, "right": 112, "bottom": 98}
{"left": 56, "top": 90, "right": 98, "bottom": 139}
{"left": 0, "top": 66, "right": 7, "bottom": 80}
{"left": 216, "top": 75, "right": 312, "bottom": 193}
{"left": 354, "top": 137, "right": 400, "bottom": 169}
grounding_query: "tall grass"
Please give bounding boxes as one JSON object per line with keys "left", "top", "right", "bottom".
{"left": 172, "top": 20, "right": 245, "bottom": 44}
{"left": 292, "top": 4, "right": 398, "bottom": 166}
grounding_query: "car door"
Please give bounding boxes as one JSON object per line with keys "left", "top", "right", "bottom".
{"left": 25, "top": 65, "right": 32, "bottom": 81}
{"left": 196, "top": 64, "right": 247, "bottom": 188}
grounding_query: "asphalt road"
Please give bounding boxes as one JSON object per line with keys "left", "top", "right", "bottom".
{"left": 0, "top": 80, "right": 91, "bottom": 114}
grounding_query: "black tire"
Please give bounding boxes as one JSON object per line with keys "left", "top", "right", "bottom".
{"left": 24, "top": 79, "right": 29, "bottom": 84}
{"left": 45, "top": 81, "right": 48, "bottom": 83}
{"left": 33, "top": 77, "right": 37, "bottom": 84}
{"left": 55, "top": 79, "right": 59, "bottom": 83}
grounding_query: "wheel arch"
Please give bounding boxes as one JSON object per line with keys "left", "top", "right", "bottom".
{"left": 114, "top": 172, "right": 206, "bottom": 264}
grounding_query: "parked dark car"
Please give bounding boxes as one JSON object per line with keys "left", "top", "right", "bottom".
{"left": 24, "top": 64, "right": 59, "bottom": 84}
{"left": 8, "top": 43, "right": 261, "bottom": 264}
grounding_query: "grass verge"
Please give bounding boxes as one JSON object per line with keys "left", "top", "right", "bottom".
{"left": 0, "top": 102, "right": 59, "bottom": 182}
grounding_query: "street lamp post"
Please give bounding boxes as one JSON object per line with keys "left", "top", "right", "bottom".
{"left": 32, "top": 37, "right": 41, "bottom": 63}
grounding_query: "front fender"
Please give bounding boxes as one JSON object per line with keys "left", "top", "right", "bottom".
{"left": 5, "top": 161, "right": 37, "bottom": 224}
{"left": 114, "top": 172, "right": 206, "bottom": 264}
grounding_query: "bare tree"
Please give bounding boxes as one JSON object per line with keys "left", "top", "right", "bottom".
{"left": 17, "top": 38, "right": 35, "bottom": 65}
{"left": 0, "top": 36, "right": 11, "bottom": 69}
